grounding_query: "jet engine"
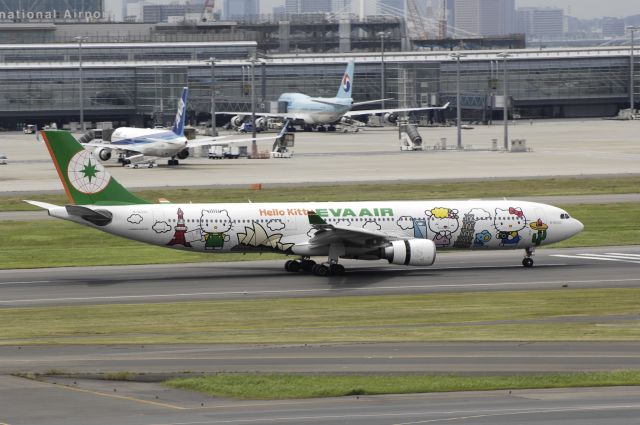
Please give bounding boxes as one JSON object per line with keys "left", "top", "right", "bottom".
{"left": 255, "top": 117, "right": 267, "bottom": 130}
{"left": 94, "top": 147, "right": 111, "bottom": 161}
{"left": 230, "top": 115, "right": 245, "bottom": 128}
{"left": 176, "top": 149, "right": 189, "bottom": 160}
{"left": 384, "top": 113, "right": 398, "bottom": 124}
{"left": 385, "top": 239, "right": 436, "bottom": 266}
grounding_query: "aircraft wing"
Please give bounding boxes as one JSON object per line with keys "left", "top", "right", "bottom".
{"left": 186, "top": 127, "right": 287, "bottom": 149}
{"left": 343, "top": 102, "right": 450, "bottom": 117}
{"left": 81, "top": 141, "right": 134, "bottom": 154}
{"left": 217, "top": 111, "right": 310, "bottom": 121}
{"left": 305, "top": 212, "right": 397, "bottom": 248}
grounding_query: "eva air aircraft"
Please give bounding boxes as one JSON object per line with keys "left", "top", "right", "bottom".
{"left": 30, "top": 130, "right": 584, "bottom": 276}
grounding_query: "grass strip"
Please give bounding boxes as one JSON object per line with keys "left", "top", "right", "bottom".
{"left": 0, "top": 202, "right": 638, "bottom": 269}
{"left": 1, "top": 288, "right": 640, "bottom": 345}
{"left": 164, "top": 371, "right": 640, "bottom": 399}
{"left": 3, "top": 175, "right": 640, "bottom": 212}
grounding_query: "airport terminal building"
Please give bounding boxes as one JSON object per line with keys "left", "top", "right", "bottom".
{"left": 0, "top": 40, "right": 636, "bottom": 128}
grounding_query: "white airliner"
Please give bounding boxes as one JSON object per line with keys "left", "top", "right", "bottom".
{"left": 223, "top": 61, "right": 449, "bottom": 131}
{"left": 30, "top": 130, "right": 583, "bottom": 277}
{"left": 84, "top": 87, "right": 282, "bottom": 166}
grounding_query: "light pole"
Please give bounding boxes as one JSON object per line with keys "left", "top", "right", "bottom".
{"left": 497, "top": 52, "right": 511, "bottom": 151}
{"left": 205, "top": 57, "right": 217, "bottom": 136}
{"left": 250, "top": 56, "right": 257, "bottom": 158}
{"left": 378, "top": 31, "right": 389, "bottom": 109}
{"left": 450, "top": 52, "right": 466, "bottom": 150}
{"left": 628, "top": 26, "right": 639, "bottom": 113}
{"left": 74, "top": 36, "right": 89, "bottom": 132}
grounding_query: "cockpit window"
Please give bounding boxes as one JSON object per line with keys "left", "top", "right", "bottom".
{"left": 560, "top": 213, "right": 571, "bottom": 219}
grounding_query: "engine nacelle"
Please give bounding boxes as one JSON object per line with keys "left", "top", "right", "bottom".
{"left": 384, "top": 113, "right": 398, "bottom": 124}
{"left": 385, "top": 239, "right": 436, "bottom": 266}
{"left": 176, "top": 149, "right": 189, "bottom": 160}
{"left": 230, "top": 115, "right": 245, "bottom": 128}
{"left": 94, "top": 147, "right": 111, "bottom": 161}
{"left": 255, "top": 117, "right": 267, "bottom": 129}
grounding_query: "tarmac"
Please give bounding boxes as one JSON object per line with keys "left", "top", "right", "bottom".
{"left": 0, "top": 118, "right": 639, "bottom": 193}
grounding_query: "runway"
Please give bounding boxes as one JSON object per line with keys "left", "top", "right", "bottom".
{"left": 0, "top": 246, "right": 638, "bottom": 307}
{"left": 1, "top": 375, "right": 640, "bottom": 425}
{"left": 1, "top": 246, "right": 639, "bottom": 424}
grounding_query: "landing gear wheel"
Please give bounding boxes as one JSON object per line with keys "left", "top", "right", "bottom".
{"left": 285, "top": 260, "right": 301, "bottom": 273}
{"left": 312, "top": 264, "right": 329, "bottom": 277}
{"left": 329, "top": 264, "right": 345, "bottom": 275}
{"left": 522, "top": 257, "right": 534, "bottom": 268}
{"left": 300, "top": 259, "right": 316, "bottom": 273}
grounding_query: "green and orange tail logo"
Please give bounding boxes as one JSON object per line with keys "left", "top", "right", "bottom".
{"left": 41, "top": 130, "right": 149, "bottom": 205}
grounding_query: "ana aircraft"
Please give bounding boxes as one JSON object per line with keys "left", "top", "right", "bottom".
{"left": 31, "top": 130, "right": 584, "bottom": 277}
{"left": 223, "top": 61, "right": 449, "bottom": 132}
{"left": 84, "top": 87, "right": 281, "bottom": 166}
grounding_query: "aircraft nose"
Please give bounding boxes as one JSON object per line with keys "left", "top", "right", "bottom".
{"left": 572, "top": 218, "right": 584, "bottom": 235}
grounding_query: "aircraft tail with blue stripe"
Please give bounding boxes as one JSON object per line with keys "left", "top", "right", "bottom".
{"left": 336, "top": 61, "right": 355, "bottom": 99}
{"left": 171, "top": 87, "right": 189, "bottom": 136}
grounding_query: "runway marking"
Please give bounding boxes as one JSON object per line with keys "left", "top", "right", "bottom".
{"left": 145, "top": 403, "right": 640, "bottom": 424}
{"left": 0, "top": 280, "right": 50, "bottom": 286}
{"left": 2, "top": 278, "right": 640, "bottom": 305}
{"left": 392, "top": 403, "right": 640, "bottom": 424}
{"left": 552, "top": 254, "right": 640, "bottom": 264}
{"left": 54, "top": 382, "right": 185, "bottom": 410}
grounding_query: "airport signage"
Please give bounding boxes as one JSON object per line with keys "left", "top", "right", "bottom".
{"left": 0, "top": 9, "right": 104, "bottom": 22}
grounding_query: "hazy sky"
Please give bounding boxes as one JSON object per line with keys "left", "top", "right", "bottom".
{"left": 259, "top": 0, "right": 637, "bottom": 20}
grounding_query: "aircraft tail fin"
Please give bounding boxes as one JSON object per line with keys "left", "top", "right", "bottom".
{"left": 171, "top": 86, "right": 189, "bottom": 136}
{"left": 40, "top": 130, "right": 150, "bottom": 206}
{"left": 336, "top": 60, "right": 355, "bottom": 99}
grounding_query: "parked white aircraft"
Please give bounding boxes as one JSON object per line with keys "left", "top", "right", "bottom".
{"left": 30, "top": 130, "right": 583, "bottom": 276}
{"left": 84, "top": 87, "right": 281, "bottom": 166}
{"left": 222, "top": 61, "right": 449, "bottom": 131}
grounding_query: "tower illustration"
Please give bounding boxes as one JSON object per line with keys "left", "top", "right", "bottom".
{"left": 167, "top": 208, "right": 191, "bottom": 247}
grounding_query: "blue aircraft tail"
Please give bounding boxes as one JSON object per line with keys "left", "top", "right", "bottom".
{"left": 171, "top": 87, "right": 189, "bottom": 136}
{"left": 336, "top": 61, "right": 355, "bottom": 99}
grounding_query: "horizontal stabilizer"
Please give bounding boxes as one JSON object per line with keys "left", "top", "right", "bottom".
{"left": 65, "top": 205, "right": 113, "bottom": 226}
{"left": 24, "top": 200, "right": 59, "bottom": 210}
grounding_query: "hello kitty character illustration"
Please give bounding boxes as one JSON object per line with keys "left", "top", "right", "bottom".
{"left": 494, "top": 207, "right": 527, "bottom": 246}
{"left": 200, "top": 209, "right": 232, "bottom": 250}
{"left": 425, "top": 207, "right": 460, "bottom": 248}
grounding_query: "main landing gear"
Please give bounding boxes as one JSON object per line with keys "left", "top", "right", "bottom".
{"left": 168, "top": 157, "right": 180, "bottom": 166}
{"left": 284, "top": 258, "right": 346, "bottom": 276}
{"left": 522, "top": 247, "right": 535, "bottom": 268}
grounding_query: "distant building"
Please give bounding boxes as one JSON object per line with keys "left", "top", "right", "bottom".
{"left": 333, "top": 0, "right": 352, "bottom": 14}
{"left": 517, "top": 7, "right": 563, "bottom": 40}
{"left": 602, "top": 17, "right": 625, "bottom": 38}
{"left": 285, "top": 0, "right": 332, "bottom": 14}
{"left": 454, "top": 0, "right": 515, "bottom": 37}
{"left": 223, "top": 0, "right": 259, "bottom": 20}
{"left": 378, "top": 0, "right": 405, "bottom": 17}
{"left": 273, "top": 5, "right": 286, "bottom": 19}
{"left": 143, "top": 4, "right": 202, "bottom": 24}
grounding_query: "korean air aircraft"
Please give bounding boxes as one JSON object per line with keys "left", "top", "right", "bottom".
{"left": 84, "top": 87, "right": 281, "bottom": 166}
{"left": 30, "top": 130, "right": 583, "bottom": 276}
{"left": 223, "top": 61, "right": 449, "bottom": 131}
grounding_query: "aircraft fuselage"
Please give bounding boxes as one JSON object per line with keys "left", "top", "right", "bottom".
{"left": 48, "top": 200, "right": 582, "bottom": 259}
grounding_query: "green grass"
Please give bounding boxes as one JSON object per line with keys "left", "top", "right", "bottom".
{"left": 164, "top": 371, "right": 640, "bottom": 399}
{"left": 0, "top": 202, "right": 637, "bottom": 269}
{"left": 2, "top": 288, "right": 640, "bottom": 345}
{"left": 4, "top": 175, "right": 640, "bottom": 212}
